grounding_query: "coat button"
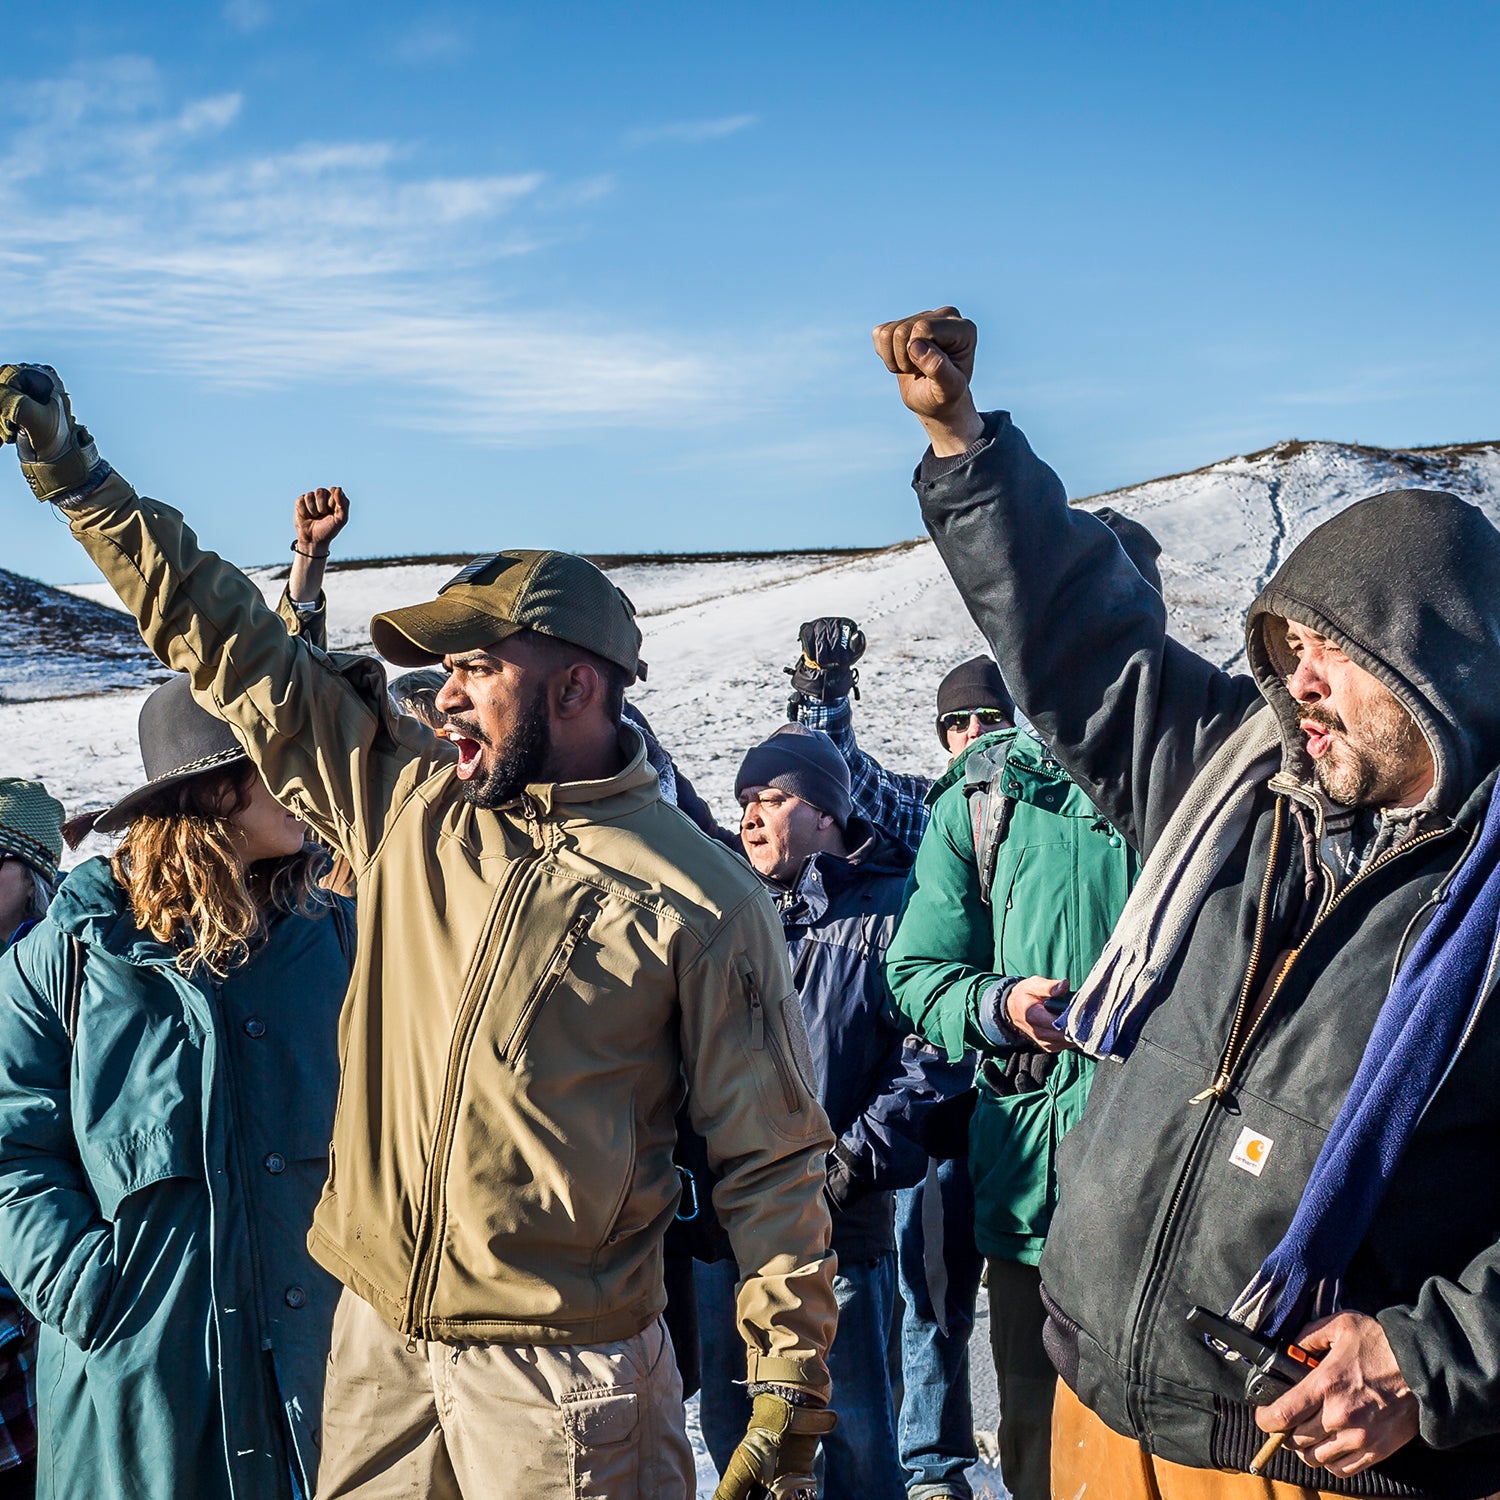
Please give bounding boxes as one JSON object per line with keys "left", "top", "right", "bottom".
{"left": 264, "top": 1152, "right": 286, "bottom": 1174}
{"left": 284, "top": 1286, "right": 307, "bottom": 1309}
{"left": 244, "top": 1017, "right": 266, "bottom": 1038}
{"left": 1109, "top": 836, "right": 1122, "bottom": 848}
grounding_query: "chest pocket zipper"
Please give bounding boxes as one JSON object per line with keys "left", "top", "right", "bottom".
{"left": 741, "top": 961, "right": 802, "bottom": 1115}
{"left": 499, "top": 899, "right": 599, "bottom": 1063}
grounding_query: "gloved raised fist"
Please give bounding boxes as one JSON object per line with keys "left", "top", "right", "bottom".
{"left": 712, "top": 1392, "right": 837, "bottom": 1500}
{"left": 785, "top": 617, "right": 866, "bottom": 705}
{"left": 0, "top": 363, "right": 103, "bottom": 502}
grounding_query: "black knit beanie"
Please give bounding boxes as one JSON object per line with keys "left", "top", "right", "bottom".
{"left": 934, "top": 657, "right": 1015, "bottom": 746}
{"left": 735, "top": 723, "right": 852, "bottom": 828}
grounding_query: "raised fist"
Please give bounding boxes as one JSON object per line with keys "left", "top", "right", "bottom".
{"left": 871, "top": 307, "right": 985, "bottom": 455}
{"left": 785, "top": 617, "right": 866, "bottom": 704}
{"left": 0, "top": 364, "right": 103, "bottom": 501}
{"left": 294, "top": 486, "right": 351, "bottom": 555}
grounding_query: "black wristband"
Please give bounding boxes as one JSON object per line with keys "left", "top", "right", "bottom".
{"left": 290, "top": 541, "right": 329, "bottom": 559}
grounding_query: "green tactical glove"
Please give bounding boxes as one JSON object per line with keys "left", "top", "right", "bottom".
{"left": 0, "top": 363, "right": 104, "bottom": 502}
{"left": 712, "top": 1392, "right": 837, "bottom": 1500}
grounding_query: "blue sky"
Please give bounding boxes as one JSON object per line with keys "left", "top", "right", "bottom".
{"left": 3, "top": 1, "right": 1498, "bottom": 582}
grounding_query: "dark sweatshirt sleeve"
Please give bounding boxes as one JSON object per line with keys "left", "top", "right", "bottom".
{"left": 913, "top": 412, "right": 1261, "bottom": 854}
{"left": 1380, "top": 1251, "right": 1500, "bottom": 1449}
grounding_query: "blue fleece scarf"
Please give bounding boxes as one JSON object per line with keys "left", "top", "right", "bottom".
{"left": 1230, "top": 780, "right": 1500, "bottom": 1336}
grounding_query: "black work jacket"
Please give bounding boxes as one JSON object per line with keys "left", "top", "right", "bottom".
{"left": 914, "top": 411, "right": 1500, "bottom": 1499}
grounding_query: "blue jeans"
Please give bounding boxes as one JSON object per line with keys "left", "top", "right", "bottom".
{"left": 695, "top": 1251, "right": 906, "bottom": 1500}
{"left": 895, "top": 1159, "right": 984, "bottom": 1500}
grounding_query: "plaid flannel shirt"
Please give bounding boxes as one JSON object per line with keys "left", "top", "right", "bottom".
{"left": 0, "top": 1289, "right": 37, "bottom": 1475}
{"left": 791, "top": 697, "right": 932, "bottom": 857}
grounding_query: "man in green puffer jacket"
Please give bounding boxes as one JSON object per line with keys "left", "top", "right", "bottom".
{"left": 885, "top": 724, "right": 1139, "bottom": 1500}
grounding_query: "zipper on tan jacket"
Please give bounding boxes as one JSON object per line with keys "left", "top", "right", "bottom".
{"left": 403, "top": 795, "right": 546, "bottom": 1341}
{"left": 498, "top": 901, "right": 597, "bottom": 1063}
{"left": 1191, "top": 802, "right": 1450, "bottom": 1105}
{"left": 744, "top": 964, "right": 801, "bottom": 1114}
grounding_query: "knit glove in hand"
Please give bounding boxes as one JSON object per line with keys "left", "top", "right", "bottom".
{"left": 0, "top": 364, "right": 103, "bottom": 502}
{"left": 785, "top": 617, "right": 866, "bottom": 704}
{"left": 712, "top": 1393, "right": 837, "bottom": 1500}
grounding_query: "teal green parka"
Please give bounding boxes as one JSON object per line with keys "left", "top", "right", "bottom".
{"left": 0, "top": 856, "right": 351, "bottom": 1500}
{"left": 885, "top": 730, "right": 1136, "bottom": 1264}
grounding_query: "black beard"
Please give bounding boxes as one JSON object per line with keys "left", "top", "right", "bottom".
{"left": 453, "top": 684, "right": 552, "bottom": 810}
{"left": 1301, "top": 702, "right": 1426, "bottom": 808}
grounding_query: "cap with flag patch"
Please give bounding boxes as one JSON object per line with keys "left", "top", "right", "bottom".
{"left": 369, "top": 550, "right": 646, "bottom": 680}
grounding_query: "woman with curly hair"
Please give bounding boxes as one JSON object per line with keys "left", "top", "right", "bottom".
{"left": 0, "top": 675, "right": 353, "bottom": 1500}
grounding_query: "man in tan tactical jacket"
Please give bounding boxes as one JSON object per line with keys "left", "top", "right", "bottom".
{"left": 0, "top": 367, "right": 839, "bottom": 1500}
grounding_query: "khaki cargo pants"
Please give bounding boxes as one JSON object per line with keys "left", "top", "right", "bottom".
{"left": 316, "top": 1289, "right": 694, "bottom": 1499}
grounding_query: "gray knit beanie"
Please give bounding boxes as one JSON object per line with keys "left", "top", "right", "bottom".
{"left": 735, "top": 724, "right": 852, "bottom": 828}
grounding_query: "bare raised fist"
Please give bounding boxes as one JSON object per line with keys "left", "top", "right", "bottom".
{"left": 871, "top": 307, "right": 984, "bottom": 456}
{"left": 294, "top": 487, "right": 351, "bottom": 555}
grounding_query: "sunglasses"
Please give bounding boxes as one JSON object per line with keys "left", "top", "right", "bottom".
{"left": 939, "top": 708, "right": 1010, "bottom": 733}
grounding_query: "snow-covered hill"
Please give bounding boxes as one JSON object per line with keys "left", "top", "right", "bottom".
{"left": 8, "top": 435, "right": 1500, "bottom": 846}
{"left": 1080, "top": 438, "right": 1500, "bottom": 666}
{"left": 0, "top": 566, "right": 162, "bottom": 703}
{"left": 2, "top": 434, "right": 1497, "bottom": 1496}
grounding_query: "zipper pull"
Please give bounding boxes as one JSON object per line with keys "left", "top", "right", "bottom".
{"left": 1190, "top": 1076, "right": 1229, "bottom": 1105}
{"left": 520, "top": 795, "right": 544, "bottom": 851}
{"left": 747, "top": 973, "right": 765, "bottom": 1050}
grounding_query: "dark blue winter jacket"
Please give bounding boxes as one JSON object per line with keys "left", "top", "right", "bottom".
{"left": 766, "top": 820, "right": 968, "bottom": 1263}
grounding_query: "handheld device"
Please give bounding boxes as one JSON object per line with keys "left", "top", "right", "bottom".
{"left": 1042, "top": 991, "right": 1072, "bottom": 1017}
{"left": 1185, "top": 1304, "right": 1320, "bottom": 1403}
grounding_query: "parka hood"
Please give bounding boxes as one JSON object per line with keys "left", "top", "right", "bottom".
{"left": 1245, "top": 488, "right": 1500, "bottom": 817}
{"left": 46, "top": 855, "right": 180, "bottom": 968}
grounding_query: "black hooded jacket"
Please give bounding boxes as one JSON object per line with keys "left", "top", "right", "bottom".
{"left": 912, "top": 411, "right": 1500, "bottom": 1499}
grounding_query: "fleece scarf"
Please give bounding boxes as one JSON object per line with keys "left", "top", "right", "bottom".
{"left": 1063, "top": 708, "right": 1500, "bottom": 1337}
{"left": 1062, "top": 708, "right": 1281, "bottom": 1061}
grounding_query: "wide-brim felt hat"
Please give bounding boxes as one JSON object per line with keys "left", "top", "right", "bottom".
{"left": 93, "top": 675, "right": 249, "bottom": 834}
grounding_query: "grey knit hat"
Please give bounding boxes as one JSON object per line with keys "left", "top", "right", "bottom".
{"left": 735, "top": 723, "right": 852, "bottom": 828}
{"left": 0, "top": 778, "right": 65, "bottom": 884}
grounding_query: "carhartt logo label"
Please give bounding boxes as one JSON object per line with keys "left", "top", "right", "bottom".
{"left": 1230, "top": 1128, "right": 1273, "bottom": 1177}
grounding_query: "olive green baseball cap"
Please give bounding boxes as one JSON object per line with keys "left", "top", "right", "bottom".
{"left": 370, "top": 550, "right": 646, "bottom": 681}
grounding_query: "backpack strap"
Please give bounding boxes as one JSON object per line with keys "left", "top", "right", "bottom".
{"left": 60, "top": 932, "right": 85, "bottom": 1045}
{"left": 963, "top": 742, "right": 1017, "bottom": 910}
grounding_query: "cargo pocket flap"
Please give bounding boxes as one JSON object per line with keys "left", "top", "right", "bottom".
{"left": 563, "top": 1389, "right": 638, "bottom": 1447}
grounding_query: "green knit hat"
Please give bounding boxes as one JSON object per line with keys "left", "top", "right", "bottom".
{"left": 0, "top": 778, "right": 65, "bottom": 885}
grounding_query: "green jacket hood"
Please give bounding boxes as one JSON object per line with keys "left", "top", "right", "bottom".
{"left": 47, "top": 856, "right": 179, "bottom": 969}
{"left": 924, "top": 727, "right": 1019, "bottom": 805}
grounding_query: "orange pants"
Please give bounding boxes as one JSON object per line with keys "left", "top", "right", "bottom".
{"left": 1051, "top": 1379, "right": 1336, "bottom": 1500}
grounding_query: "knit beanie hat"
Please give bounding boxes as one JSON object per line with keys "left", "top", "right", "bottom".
{"left": 0, "top": 778, "right": 65, "bottom": 884}
{"left": 935, "top": 657, "right": 1016, "bottom": 746}
{"left": 735, "top": 723, "right": 852, "bottom": 828}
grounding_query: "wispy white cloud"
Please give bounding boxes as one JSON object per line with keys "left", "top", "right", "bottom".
{"left": 388, "top": 21, "right": 471, "bottom": 65}
{"left": 0, "top": 59, "right": 728, "bottom": 440}
{"left": 623, "top": 113, "right": 758, "bottom": 149}
{"left": 222, "top": 0, "right": 271, "bottom": 34}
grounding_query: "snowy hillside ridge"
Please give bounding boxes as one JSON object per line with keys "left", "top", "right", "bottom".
{"left": 0, "top": 567, "right": 162, "bottom": 704}
{"left": 1073, "top": 437, "right": 1500, "bottom": 667}
{"left": 8, "top": 433, "right": 1499, "bottom": 864}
